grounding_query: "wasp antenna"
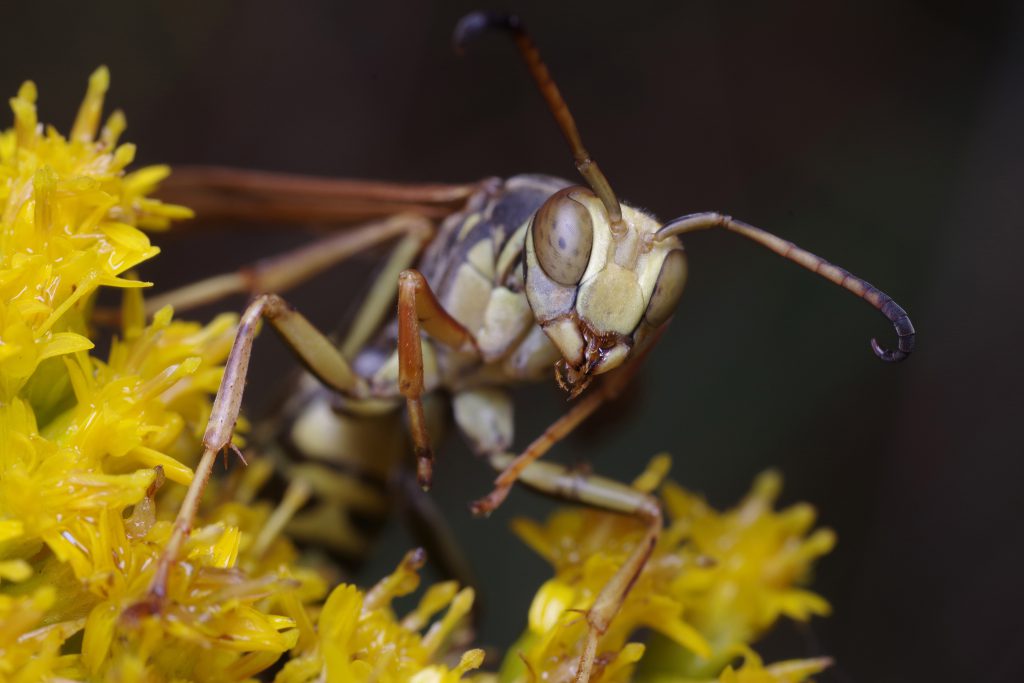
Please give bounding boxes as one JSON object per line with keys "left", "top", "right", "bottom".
{"left": 453, "top": 11, "right": 624, "bottom": 228}
{"left": 657, "top": 212, "right": 916, "bottom": 362}
{"left": 869, "top": 299, "right": 915, "bottom": 362}
{"left": 453, "top": 10, "right": 521, "bottom": 54}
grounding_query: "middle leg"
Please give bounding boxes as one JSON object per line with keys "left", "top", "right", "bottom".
{"left": 397, "top": 269, "right": 479, "bottom": 490}
{"left": 469, "top": 337, "right": 651, "bottom": 516}
{"left": 489, "top": 453, "right": 664, "bottom": 683}
{"left": 143, "top": 213, "right": 433, "bottom": 316}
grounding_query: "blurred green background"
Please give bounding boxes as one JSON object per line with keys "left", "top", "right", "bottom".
{"left": 3, "top": 1, "right": 1021, "bottom": 681}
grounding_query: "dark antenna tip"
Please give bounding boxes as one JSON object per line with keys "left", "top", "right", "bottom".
{"left": 870, "top": 305, "right": 915, "bottom": 362}
{"left": 870, "top": 336, "right": 912, "bottom": 363}
{"left": 452, "top": 10, "right": 624, "bottom": 225}
{"left": 656, "top": 214, "right": 916, "bottom": 364}
{"left": 453, "top": 11, "right": 522, "bottom": 55}
{"left": 868, "top": 307, "right": 917, "bottom": 362}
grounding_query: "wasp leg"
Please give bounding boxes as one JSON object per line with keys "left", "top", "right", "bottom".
{"left": 458, "top": 383, "right": 660, "bottom": 682}
{"left": 141, "top": 293, "right": 370, "bottom": 608}
{"left": 397, "top": 269, "right": 479, "bottom": 490}
{"left": 340, "top": 225, "right": 428, "bottom": 359}
{"left": 141, "top": 213, "right": 433, "bottom": 316}
{"left": 158, "top": 165, "right": 486, "bottom": 226}
{"left": 491, "top": 453, "right": 662, "bottom": 683}
{"left": 470, "top": 345, "right": 649, "bottom": 516}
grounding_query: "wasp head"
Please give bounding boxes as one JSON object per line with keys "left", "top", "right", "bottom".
{"left": 523, "top": 186, "right": 687, "bottom": 397}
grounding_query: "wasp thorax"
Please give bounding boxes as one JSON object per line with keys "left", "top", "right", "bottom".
{"left": 532, "top": 187, "right": 594, "bottom": 286}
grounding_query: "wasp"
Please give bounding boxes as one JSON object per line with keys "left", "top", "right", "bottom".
{"left": 138, "top": 11, "right": 915, "bottom": 681}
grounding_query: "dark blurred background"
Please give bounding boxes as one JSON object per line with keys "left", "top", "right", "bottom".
{"left": 4, "top": 1, "right": 1023, "bottom": 681}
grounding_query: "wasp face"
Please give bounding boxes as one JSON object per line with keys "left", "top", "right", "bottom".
{"left": 523, "top": 186, "right": 687, "bottom": 396}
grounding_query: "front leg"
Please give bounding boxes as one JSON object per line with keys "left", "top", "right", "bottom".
{"left": 470, "top": 332, "right": 653, "bottom": 516}
{"left": 397, "top": 269, "right": 479, "bottom": 490}
{"left": 139, "top": 293, "right": 369, "bottom": 609}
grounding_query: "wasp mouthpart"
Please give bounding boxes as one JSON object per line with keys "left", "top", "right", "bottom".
{"left": 555, "top": 358, "right": 595, "bottom": 399}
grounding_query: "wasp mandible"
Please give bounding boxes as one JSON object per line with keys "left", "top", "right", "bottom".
{"left": 139, "top": 11, "right": 915, "bottom": 682}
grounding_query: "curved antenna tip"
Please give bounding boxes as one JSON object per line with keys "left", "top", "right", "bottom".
{"left": 871, "top": 308, "right": 915, "bottom": 362}
{"left": 870, "top": 337, "right": 911, "bottom": 363}
{"left": 453, "top": 11, "right": 522, "bottom": 54}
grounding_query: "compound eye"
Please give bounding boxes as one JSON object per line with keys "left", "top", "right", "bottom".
{"left": 645, "top": 249, "right": 687, "bottom": 327}
{"left": 532, "top": 187, "right": 594, "bottom": 286}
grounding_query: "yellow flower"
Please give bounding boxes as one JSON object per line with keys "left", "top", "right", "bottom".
{"left": 0, "top": 66, "right": 215, "bottom": 590}
{"left": 0, "top": 66, "right": 191, "bottom": 405}
{"left": 0, "top": 296, "right": 237, "bottom": 586}
{"left": 77, "top": 480, "right": 301, "bottom": 682}
{"left": 656, "top": 471, "right": 835, "bottom": 664}
{"left": 0, "top": 68, "right": 298, "bottom": 682}
{"left": 0, "top": 586, "right": 67, "bottom": 682}
{"left": 0, "top": 68, "right": 489, "bottom": 683}
{"left": 641, "top": 645, "right": 831, "bottom": 683}
{"left": 0, "top": 65, "right": 842, "bottom": 683}
{"left": 714, "top": 647, "right": 830, "bottom": 683}
{"left": 504, "top": 457, "right": 835, "bottom": 682}
{"left": 274, "top": 548, "right": 483, "bottom": 683}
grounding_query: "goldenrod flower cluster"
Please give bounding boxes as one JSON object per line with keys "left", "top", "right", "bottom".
{"left": 0, "top": 70, "right": 481, "bottom": 683}
{"left": 0, "top": 70, "right": 835, "bottom": 683}
{"left": 501, "top": 456, "right": 835, "bottom": 682}
{"left": 276, "top": 547, "right": 482, "bottom": 683}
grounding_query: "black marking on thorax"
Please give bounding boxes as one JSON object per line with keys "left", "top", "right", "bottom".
{"left": 420, "top": 174, "right": 571, "bottom": 299}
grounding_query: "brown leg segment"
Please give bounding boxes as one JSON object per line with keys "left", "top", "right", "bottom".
{"left": 466, "top": 331, "right": 664, "bottom": 682}
{"left": 340, "top": 229, "right": 430, "bottom": 358}
{"left": 490, "top": 453, "right": 663, "bottom": 683}
{"left": 470, "top": 346, "right": 646, "bottom": 517}
{"left": 141, "top": 293, "right": 368, "bottom": 606}
{"left": 144, "top": 214, "right": 433, "bottom": 316}
{"left": 396, "top": 269, "right": 478, "bottom": 490}
{"left": 454, "top": 12, "right": 624, "bottom": 233}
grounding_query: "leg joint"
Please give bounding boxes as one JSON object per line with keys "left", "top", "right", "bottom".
{"left": 637, "top": 494, "right": 662, "bottom": 524}
{"left": 261, "top": 293, "right": 292, "bottom": 319}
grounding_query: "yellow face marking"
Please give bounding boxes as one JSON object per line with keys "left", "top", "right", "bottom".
{"left": 565, "top": 196, "right": 676, "bottom": 335}
{"left": 576, "top": 263, "right": 644, "bottom": 335}
{"left": 543, "top": 317, "right": 585, "bottom": 365}
{"left": 523, "top": 187, "right": 682, "bottom": 387}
